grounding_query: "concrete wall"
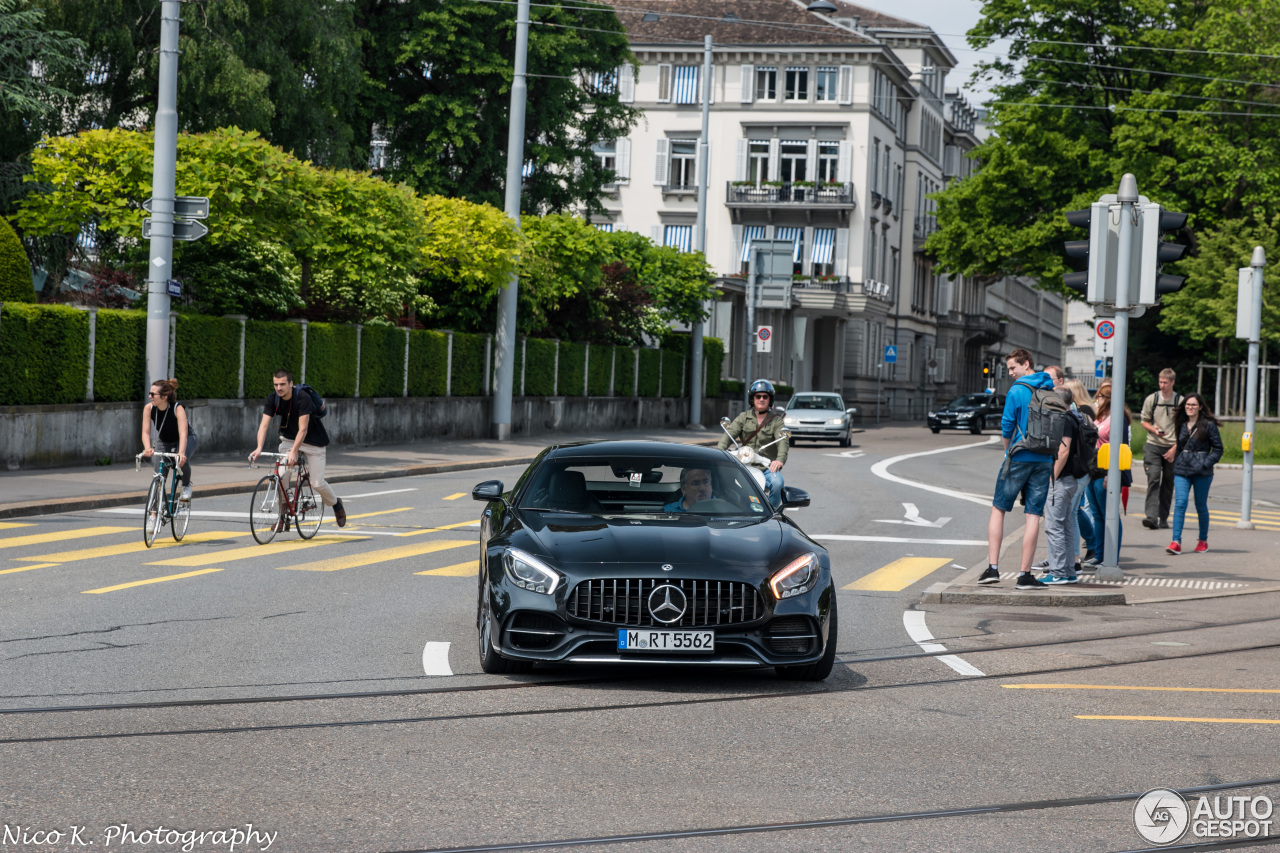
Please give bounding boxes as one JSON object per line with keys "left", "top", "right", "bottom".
{"left": 1, "top": 396, "right": 736, "bottom": 470}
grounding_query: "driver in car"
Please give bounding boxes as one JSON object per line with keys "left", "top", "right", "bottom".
{"left": 663, "top": 467, "right": 714, "bottom": 512}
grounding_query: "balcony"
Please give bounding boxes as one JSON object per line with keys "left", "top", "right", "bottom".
{"left": 793, "top": 277, "right": 849, "bottom": 293}
{"left": 725, "top": 181, "right": 857, "bottom": 208}
{"left": 913, "top": 216, "right": 938, "bottom": 248}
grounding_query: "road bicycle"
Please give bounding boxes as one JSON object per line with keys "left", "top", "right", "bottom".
{"left": 135, "top": 450, "right": 191, "bottom": 547}
{"left": 249, "top": 451, "right": 323, "bottom": 544}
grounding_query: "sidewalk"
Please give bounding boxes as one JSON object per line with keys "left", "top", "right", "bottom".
{"left": 0, "top": 428, "right": 719, "bottom": 519}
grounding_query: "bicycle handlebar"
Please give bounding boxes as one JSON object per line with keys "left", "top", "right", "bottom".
{"left": 136, "top": 451, "right": 182, "bottom": 472}
{"left": 249, "top": 451, "right": 302, "bottom": 470}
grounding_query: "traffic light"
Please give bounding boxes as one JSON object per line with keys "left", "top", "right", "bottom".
{"left": 1138, "top": 205, "right": 1188, "bottom": 304}
{"left": 1062, "top": 202, "right": 1114, "bottom": 303}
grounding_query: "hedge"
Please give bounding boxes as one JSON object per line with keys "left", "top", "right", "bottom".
{"left": 169, "top": 314, "right": 237, "bottom": 399}
{"left": 587, "top": 344, "right": 613, "bottom": 396}
{"left": 450, "top": 331, "right": 486, "bottom": 397}
{"left": 702, "top": 337, "right": 724, "bottom": 398}
{"left": 242, "top": 319, "right": 302, "bottom": 400}
{"left": 660, "top": 344, "right": 685, "bottom": 398}
{"left": 306, "top": 322, "right": 358, "bottom": 398}
{"left": 557, "top": 342, "right": 586, "bottom": 397}
{"left": 408, "top": 329, "right": 448, "bottom": 397}
{"left": 524, "top": 337, "right": 557, "bottom": 396}
{"left": 614, "top": 346, "right": 637, "bottom": 396}
{"left": 359, "top": 324, "right": 406, "bottom": 398}
{"left": 0, "top": 303, "right": 88, "bottom": 404}
{"left": 94, "top": 309, "right": 146, "bottom": 402}
{"left": 0, "top": 216, "right": 35, "bottom": 303}
{"left": 637, "top": 348, "right": 660, "bottom": 397}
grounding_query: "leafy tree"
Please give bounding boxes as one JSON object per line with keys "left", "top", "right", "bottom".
{"left": 415, "top": 195, "right": 521, "bottom": 330}
{"left": 175, "top": 238, "right": 303, "bottom": 317}
{"left": 0, "top": 215, "right": 35, "bottom": 302}
{"left": 0, "top": 0, "right": 86, "bottom": 164}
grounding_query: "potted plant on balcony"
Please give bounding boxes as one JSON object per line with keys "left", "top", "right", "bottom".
{"left": 792, "top": 180, "right": 815, "bottom": 201}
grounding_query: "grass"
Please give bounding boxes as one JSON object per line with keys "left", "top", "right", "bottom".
{"left": 1128, "top": 418, "right": 1280, "bottom": 464}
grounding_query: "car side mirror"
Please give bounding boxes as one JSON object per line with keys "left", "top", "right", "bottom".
{"left": 472, "top": 480, "right": 505, "bottom": 502}
{"left": 781, "top": 486, "right": 810, "bottom": 509}
{"left": 845, "top": 408, "right": 857, "bottom": 416}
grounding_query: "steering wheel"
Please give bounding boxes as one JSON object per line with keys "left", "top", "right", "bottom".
{"left": 687, "top": 498, "right": 739, "bottom": 513}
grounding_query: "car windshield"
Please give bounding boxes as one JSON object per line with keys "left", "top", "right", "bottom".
{"left": 518, "top": 455, "right": 771, "bottom": 518}
{"left": 948, "top": 395, "right": 990, "bottom": 408}
{"left": 787, "top": 395, "right": 842, "bottom": 411}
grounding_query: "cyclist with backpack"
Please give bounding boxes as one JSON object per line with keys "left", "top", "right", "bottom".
{"left": 249, "top": 369, "right": 347, "bottom": 528}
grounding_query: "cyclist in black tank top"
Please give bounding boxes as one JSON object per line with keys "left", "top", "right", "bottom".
{"left": 141, "top": 378, "right": 198, "bottom": 500}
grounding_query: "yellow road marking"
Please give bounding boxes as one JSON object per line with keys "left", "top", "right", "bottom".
{"left": 0, "top": 563, "right": 58, "bottom": 575}
{"left": 83, "top": 568, "right": 222, "bottom": 594}
{"left": 17, "top": 530, "right": 250, "bottom": 563}
{"left": 279, "top": 540, "right": 472, "bottom": 572}
{"left": 398, "top": 519, "right": 481, "bottom": 537}
{"left": 0, "top": 526, "right": 134, "bottom": 550}
{"left": 1077, "top": 715, "right": 1280, "bottom": 725}
{"left": 346, "top": 507, "right": 413, "bottom": 520}
{"left": 443, "top": 493, "right": 466, "bottom": 501}
{"left": 1006, "top": 684, "right": 1280, "bottom": 695}
{"left": 843, "top": 557, "right": 952, "bottom": 592}
{"left": 417, "top": 560, "right": 478, "bottom": 577}
{"left": 1209, "top": 508, "right": 1280, "bottom": 518}
{"left": 0, "top": 522, "right": 34, "bottom": 531}
{"left": 147, "top": 535, "right": 366, "bottom": 567}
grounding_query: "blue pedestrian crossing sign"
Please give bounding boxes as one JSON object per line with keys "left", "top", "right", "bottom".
{"left": 1094, "top": 359, "right": 1106, "bottom": 379}
{"left": 884, "top": 345, "right": 897, "bottom": 363}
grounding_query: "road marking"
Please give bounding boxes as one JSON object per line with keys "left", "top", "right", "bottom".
{"left": 822, "top": 450, "right": 865, "bottom": 458}
{"left": 398, "top": 519, "right": 482, "bottom": 537}
{"left": 101, "top": 509, "right": 252, "bottom": 519}
{"left": 0, "top": 523, "right": 34, "bottom": 531}
{"left": 875, "top": 503, "right": 951, "bottom": 528}
{"left": 0, "top": 563, "right": 58, "bottom": 575}
{"left": 443, "top": 493, "right": 466, "bottom": 500}
{"left": 83, "top": 568, "right": 222, "bottom": 594}
{"left": 902, "top": 610, "right": 984, "bottom": 676}
{"left": 869, "top": 438, "right": 997, "bottom": 506}
{"left": 1006, "top": 684, "right": 1280, "bottom": 695}
{"left": 417, "top": 560, "right": 478, "bottom": 577}
{"left": 278, "top": 540, "right": 472, "bottom": 572}
{"left": 147, "top": 535, "right": 367, "bottom": 567}
{"left": 340, "top": 488, "right": 418, "bottom": 499}
{"left": 845, "top": 557, "right": 952, "bottom": 592}
{"left": 422, "top": 641, "right": 453, "bottom": 676}
{"left": 345, "top": 507, "right": 413, "bottom": 520}
{"left": 16, "top": 530, "right": 250, "bottom": 563}
{"left": 1077, "top": 715, "right": 1280, "bottom": 725}
{"left": 815, "top": 534, "right": 986, "bottom": 546}
{"left": 0, "top": 526, "right": 134, "bottom": 550}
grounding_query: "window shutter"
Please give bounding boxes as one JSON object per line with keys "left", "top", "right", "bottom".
{"left": 657, "top": 64, "right": 672, "bottom": 103}
{"left": 617, "top": 137, "right": 631, "bottom": 181}
{"left": 650, "top": 225, "right": 662, "bottom": 244}
{"left": 735, "top": 138, "right": 748, "bottom": 181}
{"left": 732, "top": 224, "right": 743, "bottom": 269}
{"left": 767, "top": 138, "right": 780, "bottom": 181}
{"left": 618, "top": 64, "right": 635, "bottom": 103}
{"left": 653, "top": 138, "right": 670, "bottom": 186}
{"left": 838, "top": 65, "right": 853, "bottom": 105}
{"left": 740, "top": 64, "right": 754, "bottom": 103}
{"left": 935, "top": 347, "right": 947, "bottom": 381}
{"left": 806, "top": 139, "right": 818, "bottom": 180}
{"left": 834, "top": 228, "right": 849, "bottom": 277}
{"left": 837, "top": 140, "right": 852, "bottom": 183}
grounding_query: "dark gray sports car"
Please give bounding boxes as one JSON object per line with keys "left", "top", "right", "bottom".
{"left": 472, "top": 441, "right": 838, "bottom": 680}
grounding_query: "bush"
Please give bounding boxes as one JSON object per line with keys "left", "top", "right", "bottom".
{"left": 637, "top": 348, "right": 660, "bottom": 397}
{"left": 702, "top": 337, "right": 724, "bottom": 398}
{"left": 587, "top": 344, "right": 613, "bottom": 396}
{"left": 0, "top": 303, "right": 89, "bottom": 404}
{"left": 175, "top": 238, "right": 302, "bottom": 318}
{"left": 244, "top": 319, "right": 302, "bottom": 400}
{"left": 359, "top": 324, "right": 406, "bottom": 398}
{"left": 524, "top": 337, "right": 557, "bottom": 396}
{"left": 558, "top": 342, "right": 586, "bottom": 397}
{"left": 451, "top": 331, "right": 486, "bottom": 396}
{"left": 408, "top": 329, "right": 448, "bottom": 397}
{"left": 0, "top": 216, "right": 34, "bottom": 303}
{"left": 776, "top": 383, "right": 794, "bottom": 398}
{"left": 173, "top": 314, "right": 240, "bottom": 399}
{"left": 306, "top": 322, "right": 358, "bottom": 398}
{"left": 721, "top": 379, "right": 744, "bottom": 398}
{"left": 614, "top": 346, "right": 637, "bottom": 396}
{"left": 659, "top": 343, "right": 685, "bottom": 398}
{"left": 94, "top": 309, "right": 147, "bottom": 402}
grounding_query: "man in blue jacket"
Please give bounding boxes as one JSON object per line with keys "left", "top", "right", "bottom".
{"left": 978, "top": 348, "right": 1055, "bottom": 590}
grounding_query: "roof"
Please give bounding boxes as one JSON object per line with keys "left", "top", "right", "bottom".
{"left": 600, "top": 0, "right": 878, "bottom": 47}
{"left": 828, "top": 0, "right": 926, "bottom": 30}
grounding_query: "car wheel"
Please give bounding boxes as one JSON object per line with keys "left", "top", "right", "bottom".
{"left": 970, "top": 419, "right": 982, "bottom": 434}
{"left": 477, "top": 594, "right": 532, "bottom": 674}
{"left": 930, "top": 427, "right": 940, "bottom": 434}
{"left": 839, "top": 429, "right": 851, "bottom": 448}
{"left": 776, "top": 596, "right": 838, "bottom": 681}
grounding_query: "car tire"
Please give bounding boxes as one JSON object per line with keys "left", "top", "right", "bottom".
{"left": 477, "top": 596, "right": 532, "bottom": 675}
{"left": 776, "top": 596, "right": 838, "bottom": 682}
{"left": 839, "top": 429, "right": 851, "bottom": 448}
{"left": 930, "top": 427, "right": 940, "bottom": 434}
{"left": 970, "top": 419, "right": 982, "bottom": 434}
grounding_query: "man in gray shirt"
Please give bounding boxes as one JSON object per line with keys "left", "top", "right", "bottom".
{"left": 1140, "top": 368, "right": 1182, "bottom": 529}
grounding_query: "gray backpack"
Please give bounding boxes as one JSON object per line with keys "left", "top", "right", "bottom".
{"left": 1003, "top": 382, "right": 1071, "bottom": 474}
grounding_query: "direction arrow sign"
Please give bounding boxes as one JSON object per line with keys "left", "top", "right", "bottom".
{"left": 142, "top": 218, "right": 208, "bottom": 241}
{"left": 143, "top": 196, "right": 210, "bottom": 219}
{"left": 884, "top": 345, "right": 897, "bottom": 363}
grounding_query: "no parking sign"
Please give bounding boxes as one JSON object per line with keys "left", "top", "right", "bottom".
{"left": 1094, "top": 318, "right": 1116, "bottom": 357}
{"left": 756, "top": 325, "right": 772, "bottom": 353}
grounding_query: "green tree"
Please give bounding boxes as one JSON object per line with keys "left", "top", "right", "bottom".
{"left": 415, "top": 195, "right": 521, "bottom": 331}
{"left": 0, "top": 215, "right": 35, "bottom": 302}
{"left": 0, "top": 0, "right": 86, "bottom": 165}
{"left": 175, "top": 238, "right": 302, "bottom": 317}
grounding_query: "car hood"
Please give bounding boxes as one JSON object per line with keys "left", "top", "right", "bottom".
{"left": 939, "top": 405, "right": 981, "bottom": 412}
{"left": 515, "top": 511, "right": 786, "bottom": 568}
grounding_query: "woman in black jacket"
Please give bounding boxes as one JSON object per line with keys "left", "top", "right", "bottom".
{"left": 1165, "top": 393, "right": 1223, "bottom": 555}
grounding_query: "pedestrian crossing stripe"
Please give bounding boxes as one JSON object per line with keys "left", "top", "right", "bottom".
{"left": 398, "top": 520, "right": 482, "bottom": 537}
{"left": 0, "top": 563, "right": 58, "bottom": 575}
{"left": 146, "top": 534, "right": 368, "bottom": 567}
{"left": 0, "top": 523, "right": 34, "bottom": 531}
{"left": 278, "top": 540, "right": 473, "bottom": 572}
{"left": 416, "top": 560, "right": 478, "bottom": 577}
{"left": 83, "top": 568, "right": 222, "bottom": 594}
{"left": 844, "top": 557, "right": 952, "bottom": 592}
{"left": 994, "top": 571, "right": 1247, "bottom": 590}
{"left": 1207, "top": 508, "right": 1280, "bottom": 519}
{"left": 345, "top": 507, "right": 413, "bottom": 520}
{"left": 0, "top": 526, "right": 134, "bottom": 550}
{"left": 15, "top": 530, "right": 250, "bottom": 563}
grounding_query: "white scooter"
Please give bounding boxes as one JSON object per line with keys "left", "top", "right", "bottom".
{"left": 719, "top": 416, "right": 791, "bottom": 491}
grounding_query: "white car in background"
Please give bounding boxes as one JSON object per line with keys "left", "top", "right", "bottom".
{"left": 781, "top": 393, "right": 857, "bottom": 446}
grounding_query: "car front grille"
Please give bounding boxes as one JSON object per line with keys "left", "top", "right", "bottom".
{"left": 567, "top": 578, "right": 764, "bottom": 628}
{"left": 765, "top": 615, "right": 817, "bottom": 655}
{"left": 506, "top": 611, "right": 568, "bottom": 650}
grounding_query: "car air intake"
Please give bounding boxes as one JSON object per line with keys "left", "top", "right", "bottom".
{"left": 766, "top": 615, "right": 817, "bottom": 655}
{"left": 567, "top": 578, "right": 763, "bottom": 627}
{"left": 506, "top": 611, "right": 567, "bottom": 650}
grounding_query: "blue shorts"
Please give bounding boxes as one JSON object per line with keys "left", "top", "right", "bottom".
{"left": 993, "top": 458, "right": 1053, "bottom": 516}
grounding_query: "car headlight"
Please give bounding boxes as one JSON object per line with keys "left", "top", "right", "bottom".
{"left": 503, "top": 548, "right": 561, "bottom": 594}
{"left": 768, "top": 552, "right": 819, "bottom": 599}
{"left": 956, "top": 412, "right": 971, "bottom": 419}
{"left": 827, "top": 417, "right": 846, "bottom": 425}
{"left": 927, "top": 411, "right": 935, "bottom": 418}
{"left": 783, "top": 417, "right": 799, "bottom": 426}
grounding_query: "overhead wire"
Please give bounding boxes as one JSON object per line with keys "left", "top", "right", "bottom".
{"left": 1015, "top": 75, "right": 1280, "bottom": 112}
{"left": 986, "top": 100, "right": 1280, "bottom": 119}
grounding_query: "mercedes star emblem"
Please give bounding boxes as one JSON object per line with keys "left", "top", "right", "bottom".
{"left": 661, "top": 564, "right": 674, "bottom": 571}
{"left": 647, "top": 584, "right": 687, "bottom": 624}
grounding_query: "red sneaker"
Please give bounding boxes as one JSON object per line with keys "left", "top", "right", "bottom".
{"left": 1194, "top": 540, "right": 1208, "bottom": 553}
{"left": 1166, "top": 541, "right": 1182, "bottom": 555}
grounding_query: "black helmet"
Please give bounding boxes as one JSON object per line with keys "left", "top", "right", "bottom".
{"left": 749, "top": 379, "right": 775, "bottom": 401}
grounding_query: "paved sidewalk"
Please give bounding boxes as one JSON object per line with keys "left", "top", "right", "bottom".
{"left": 0, "top": 428, "right": 719, "bottom": 519}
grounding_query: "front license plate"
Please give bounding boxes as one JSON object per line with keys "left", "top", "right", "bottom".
{"left": 618, "top": 629, "right": 714, "bottom": 653}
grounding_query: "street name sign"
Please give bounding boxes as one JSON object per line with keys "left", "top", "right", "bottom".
{"left": 143, "top": 196, "right": 210, "bottom": 219}
{"left": 142, "top": 218, "right": 208, "bottom": 241}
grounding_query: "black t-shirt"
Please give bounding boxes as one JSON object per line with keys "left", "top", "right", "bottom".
{"left": 1060, "top": 412, "right": 1080, "bottom": 476}
{"left": 265, "top": 388, "right": 329, "bottom": 447}
{"left": 150, "top": 402, "right": 187, "bottom": 444}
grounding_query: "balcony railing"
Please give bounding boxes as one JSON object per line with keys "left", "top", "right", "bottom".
{"left": 793, "top": 277, "right": 850, "bottom": 293}
{"left": 726, "top": 181, "right": 856, "bottom": 206}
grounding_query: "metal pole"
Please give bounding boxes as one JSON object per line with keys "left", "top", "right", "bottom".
{"left": 1099, "top": 173, "right": 1138, "bottom": 582}
{"left": 1239, "top": 246, "right": 1266, "bottom": 528}
{"left": 144, "top": 0, "right": 181, "bottom": 393}
{"left": 688, "top": 35, "right": 712, "bottom": 429}
{"left": 744, "top": 255, "right": 755, "bottom": 411}
{"left": 490, "top": 0, "right": 531, "bottom": 441}
{"left": 876, "top": 363, "right": 882, "bottom": 424}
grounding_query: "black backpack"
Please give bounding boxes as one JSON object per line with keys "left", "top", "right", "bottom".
{"left": 1067, "top": 410, "right": 1098, "bottom": 479}
{"left": 271, "top": 384, "right": 326, "bottom": 419}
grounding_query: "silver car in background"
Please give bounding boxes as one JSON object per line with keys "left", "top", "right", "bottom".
{"left": 781, "top": 393, "right": 857, "bottom": 446}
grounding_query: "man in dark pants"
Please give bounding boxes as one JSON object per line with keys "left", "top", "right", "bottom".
{"left": 1140, "top": 368, "right": 1181, "bottom": 529}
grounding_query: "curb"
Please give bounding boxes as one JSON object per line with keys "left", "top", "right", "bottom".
{"left": 919, "top": 581, "right": 1127, "bottom": 607}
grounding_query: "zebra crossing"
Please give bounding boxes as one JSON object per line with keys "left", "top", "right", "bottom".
{"left": 993, "top": 571, "right": 1249, "bottom": 591}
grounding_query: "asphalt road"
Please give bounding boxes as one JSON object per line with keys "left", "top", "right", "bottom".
{"left": 2, "top": 427, "right": 1278, "bottom": 852}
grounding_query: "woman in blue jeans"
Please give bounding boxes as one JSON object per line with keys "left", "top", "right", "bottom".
{"left": 1166, "top": 393, "right": 1224, "bottom": 555}
{"left": 1086, "top": 380, "right": 1131, "bottom": 560}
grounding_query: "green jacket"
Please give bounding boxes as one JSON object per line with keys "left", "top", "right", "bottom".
{"left": 717, "top": 409, "right": 789, "bottom": 465}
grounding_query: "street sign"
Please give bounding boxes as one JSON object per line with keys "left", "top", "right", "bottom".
{"left": 884, "top": 345, "right": 897, "bottom": 364}
{"left": 1095, "top": 319, "right": 1116, "bottom": 340}
{"left": 1095, "top": 359, "right": 1106, "bottom": 379}
{"left": 756, "top": 325, "right": 772, "bottom": 353}
{"left": 144, "top": 196, "right": 210, "bottom": 219}
{"left": 1094, "top": 336, "right": 1114, "bottom": 357}
{"left": 142, "top": 218, "right": 208, "bottom": 241}
{"left": 166, "top": 279, "right": 182, "bottom": 298}
{"left": 1093, "top": 303, "right": 1145, "bottom": 319}
{"left": 1237, "top": 267, "right": 1255, "bottom": 339}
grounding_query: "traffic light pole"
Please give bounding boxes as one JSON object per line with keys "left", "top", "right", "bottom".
{"left": 144, "top": 0, "right": 181, "bottom": 393}
{"left": 688, "top": 35, "right": 711, "bottom": 430}
{"left": 1238, "top": 247, "right": 1266, "bottom": 528}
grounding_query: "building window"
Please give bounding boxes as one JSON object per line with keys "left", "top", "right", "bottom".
{"left": 815, "top": 67, "right": 838, "bottom": 102}
{"left": 870, "top": 140, "right": 880, "bottom": 193}
{"left": 779, "top": 140, "right": 807, "bottom": 183}
{"left": 740, "top": 225, "right": 765, "bottom": 274}
{"left": 817, "top": 143, "right": 840, "bottom": 183}
{"left": 812, "top": 228, "right": 836, "bottom": 277}
{"left": 673, "top": 66, "right": 700, "bottom": 104}
{"left": 776, "top": 226, "right": 804, "bottom": 275}
{"left": 784, "top": 67, "right": 809, "bottom": 101}
{"left": 669, "top": 140, "right": 697, "bottom": 188}
{"left": 755, "top": 66, "right": 777, "bottom": 100}
{"left": 748, "top": 140, "right": 769, "bottom": 184}
{"left": 593, "top": 140, "right": 616, "bottom": 176}
{"left": 867, "top": 220, "right": 879, "bottom": 281}
{"left": 663, "top": 225, "right": 693, "bottom": 252}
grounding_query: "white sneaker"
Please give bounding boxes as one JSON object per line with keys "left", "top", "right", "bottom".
{"left": 180, "top": 486, "right": 192, "bottom": 502}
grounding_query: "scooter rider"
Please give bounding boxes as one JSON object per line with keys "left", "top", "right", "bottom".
{"left": 718, "top": 379, "right": 789, "bottom": 507}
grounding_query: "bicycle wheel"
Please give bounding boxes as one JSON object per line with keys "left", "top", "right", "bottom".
{"left": 171, "top": 482, "right": 191, "bottom": 542}
{"left": 143, "top": 479, "right": 163, "bottom": 547}
{"left": 294, "top": 477, "right": 324, "bottom": 540}
{"left": 250, "top": 476, "right": 282, "bottom": 545}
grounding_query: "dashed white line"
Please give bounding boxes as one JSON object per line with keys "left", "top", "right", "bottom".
{"left": 422, "top": 641, "right": 453, "bottom": 676}
{"left": 902, "top": 610, "right": 984, "bottom": 677}
{"left": 340, "top": 488, "right": 419, "bottom": 499}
